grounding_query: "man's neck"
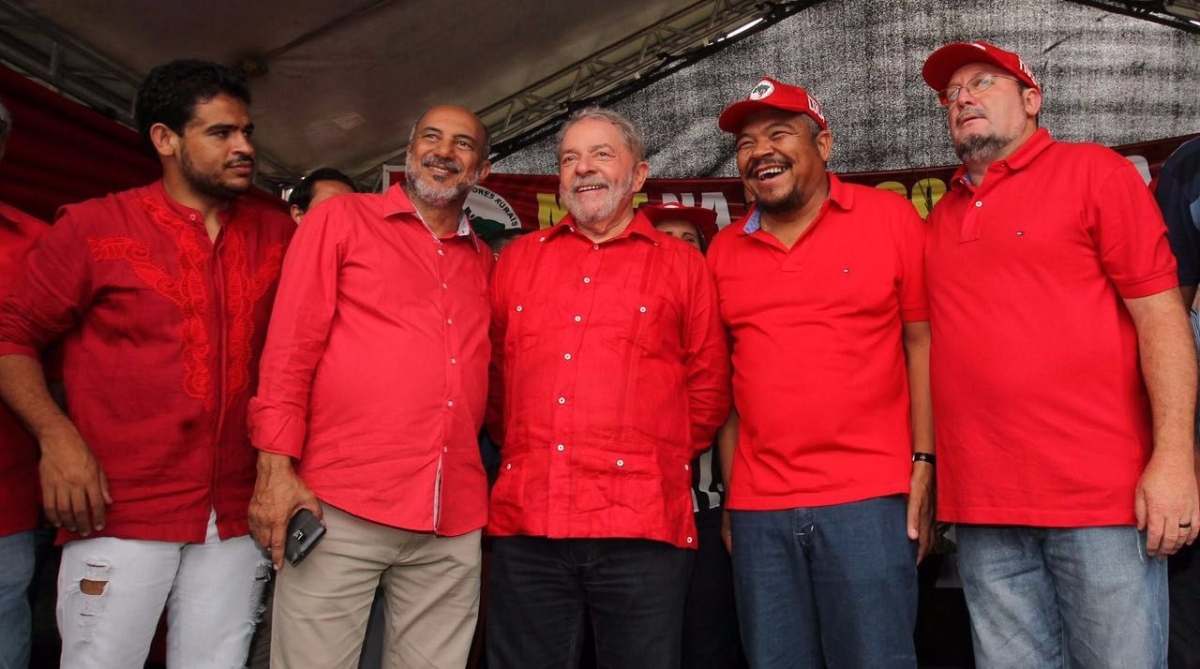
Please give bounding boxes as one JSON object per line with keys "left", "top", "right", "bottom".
{"left": 406, "top": 186, "right": 465, "bottom": 237}
{"left": 576, "top": 208, "right": 635, "bottom": 244}
{"left": 162, "top": 173, "right": 232, "bottom": 242}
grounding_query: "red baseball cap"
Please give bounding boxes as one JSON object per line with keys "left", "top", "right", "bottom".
{"left": 922, "top": 41, "right": 1040, "bottom": 94}
{"left": 641, "top": 202, "right": 719, "bottom": 244}
{"left": 718, "top": 77, "right": 828, "bottom": 134}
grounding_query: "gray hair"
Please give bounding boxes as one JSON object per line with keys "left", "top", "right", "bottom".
{"left": 556, "top": 107, "right": 646, "bottom": 163}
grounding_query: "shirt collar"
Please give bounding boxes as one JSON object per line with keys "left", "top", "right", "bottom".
{"left": 151, "top": 179, "right": 241, "bottom": 227}
{"left": 543, "top": 209, "right": 660, "bottom": 244}
{"left": 384, "top": 183, "right": 480, "bottom": 251}
{"left": 950, "top": 127, "right": 1055, "bottom": 190}
{"left": 739, "top": 172, "right": 849, "bottom": 234}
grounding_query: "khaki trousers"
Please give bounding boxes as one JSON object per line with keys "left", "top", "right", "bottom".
{"left": 271, "top": 503, "right": 482, "bottom": 669}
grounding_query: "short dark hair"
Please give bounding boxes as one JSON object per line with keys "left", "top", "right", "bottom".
{"left": 288, "top": 168, "right": 358, "bottom": 211}
{"left": 135, "top": 59, "right": 251, "bottom": 154}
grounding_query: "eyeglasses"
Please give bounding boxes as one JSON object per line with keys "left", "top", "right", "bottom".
{"left": 937, "top": 73, "right": 1021, "bottom": 106}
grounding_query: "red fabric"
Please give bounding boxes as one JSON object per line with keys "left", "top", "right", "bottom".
{"left": 0, "top": 201, "right": 48, "bottom": 537}
{"left": 0, "top": 181, "right": 294, "bottom": 544}
{"left": 926, "top": 129, "right": 1178, "bottom": 527}
{"left": 707, "top": 175, "right": 928, "bottom": 511}
{"left": 486, "top": 212, "right": 731, "bottom": 548}
{"left": 250, "top": 185, "right": 493, "bottom": 536}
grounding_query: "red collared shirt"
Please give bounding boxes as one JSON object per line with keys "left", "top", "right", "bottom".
{"left": 926, "top": 128, "right": 1177, "bottom": 527}
{"left": 250, "top": 185, "right": 492, "bottom": 536}
{"left": 0, "top": 201, "right": 48, "bottom": 537}
{"left": 486, "top": 212, "right": 731, "bottom": 549}
{"left": 707, "top": 174, "right": 928, "bottom": 510}
{"left": 0, "top": 181, "right": 294, "bottom": 544}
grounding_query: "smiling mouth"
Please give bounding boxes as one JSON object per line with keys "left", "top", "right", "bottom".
{"left": 575, "top": 184, "right": 607, "bottom": 195}
{"left": 753, "top": 165, "right": 787, "bottom": 182}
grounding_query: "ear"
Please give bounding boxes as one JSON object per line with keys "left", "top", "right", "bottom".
{"left": 814, "top": 130, "right": 833, "bottom": 164}
{"left": 149, "top": 123, "right": 180, "bottom": 158}
{"left": 631, "top": 160, "right": 650, "bottom": 193}
{"left": 1023, "top": 87, "right": 1043, "bottom": 118}
{"left": 478, "top": 159, "right": 492, "bottom": 183}
{"left": 289, "top": 205, "right": 305, "bottom": 225}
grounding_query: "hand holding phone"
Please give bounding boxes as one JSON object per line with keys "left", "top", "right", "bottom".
{"left": 284, "top": 508, "right": 326, "bottom": 566}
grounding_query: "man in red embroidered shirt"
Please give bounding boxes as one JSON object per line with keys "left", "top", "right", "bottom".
{"left": 248, "top": 104, "right": 494, "bottom": 668}
{"left": 0, "top": 60, "right": 293, "bottom": 668}
{"left": 484, "top": 107, "right": 731, "bottom": 669}
{"left": 708, "top": 78, "right": 933, "bottom": 669}
{"left": 922, "top": 41, "right": 1197, "bottom": 667}
{"left": 0, "top": 97, "right": 50, "bottom": 669}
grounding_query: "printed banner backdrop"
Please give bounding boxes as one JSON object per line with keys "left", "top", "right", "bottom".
{"left": 386, "top": 133, "right": 1195, "bottom": 234}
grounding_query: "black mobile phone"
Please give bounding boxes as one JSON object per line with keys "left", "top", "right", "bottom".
{"left": 284, "top": 509, "right": 326, "bottom": 566}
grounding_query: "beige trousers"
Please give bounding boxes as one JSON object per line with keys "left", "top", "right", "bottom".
{"left": 271, "top": 503, "right": 482, "bottom": 669}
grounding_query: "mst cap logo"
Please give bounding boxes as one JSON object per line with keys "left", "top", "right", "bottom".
{"left": 748, "top": 79, "right": 775, "bottom": 100}
{"left": 466, "top": 186, "right": 523, "bottom": 239}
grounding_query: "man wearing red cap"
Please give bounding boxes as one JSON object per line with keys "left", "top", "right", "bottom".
{"left": 922, "top": 41, "right": 1197, "bottom": 667}
{"left": 484, "top": 107, "right": 731, "bottom": 669}
{"left": 709, "top": 78, "right": 933, "bottom": 668}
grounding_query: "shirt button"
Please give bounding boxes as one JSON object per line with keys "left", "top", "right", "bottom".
{"left": 450, "top": 357, "right": 457, "bottom": 365}
{"left": 189, "top": 214, "right": 197, "bottom": 221}
{"left": 639, "top": 306, "right": 647, "bottom": 313}
{"left": 686, "top": 536, "right": 694, "bottom": 544}
{"left": 447, "top": 400, "right": 454, "bottom": 407}
{"left": 556, "top": 444, "right": 565, "bottom": 452}
{"left": 684, "top": 464, "right": 689, "bottom": 471}
{"left": 558, "top": 397, "right": 566, "bottom": 405}
{"left": 563, "top": 353, "right": 572, "bottom": 360}
{"left": 593, "top": 244, "right": 600, "bottom": 250}
{"left": 438, "top": 248, "right": 446, "bottom": 255}
{"left": 506, "top": 463, "right": 512, "bottom": 470}
{"left": 442, "top": 283, "right": 449, "bottom": 289}
{"left": 574, "top": 315, "right": 582, "bottom": 322}
{"left": 446, "top": 318, "right": 453, "bottom": 325}
{"left": 516, "top": 305, "right": 523, "bottom": 312}
{"left": 616, "top": 459, "right": 624, "bottom": 467}
{"left": 539, "top": 236, "right": 546, "bottom": 242}
{"left": 583, "top": 277, "right": 591, "bottom": 284}
{"left": 443, "top": 446, "right": 449, "bottom": 453}
{"left": 974, "top": 201, "right": 983, "bottom": 208}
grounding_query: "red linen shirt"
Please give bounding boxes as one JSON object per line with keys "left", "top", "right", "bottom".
{"left": 707, "top": 175, "right": 928, "bottom": 511}
{"left": 250, "top": 185, "right": 492, "bottom": 536}
{"left": 926, "top": 129, "right": 1177, "bottom": 527}
{"left": 0, "top": 201, "right": 48, "bottom": 537}
{"left": 0, "top": 181, "right": 294, "bottom": 544}
{"left": 486, "top": 212, "right": 731, "bottom": 549}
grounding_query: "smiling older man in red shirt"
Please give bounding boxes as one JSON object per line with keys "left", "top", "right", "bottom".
{"left": 484, "top": 107, "right": 731, "bottom": 669}
{"left": 249, "top": 104, "right": 494, "bottom": 669}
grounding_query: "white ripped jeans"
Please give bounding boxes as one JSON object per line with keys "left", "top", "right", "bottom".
{"left": 57, "top": 510, "right": 270, "bottom": 669}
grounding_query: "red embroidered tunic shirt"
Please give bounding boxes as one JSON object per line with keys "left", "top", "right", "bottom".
{"left": 486, "top": 213, "right": 731, "bottom": 549}
{"left": 0, "top": 181, "right": 294, "bottom": 544}
{"left": 249, "top": 186, "right": 494, "bottom": 536}
{"left": 0, "top": 201, "right": 48, "bottom": 537}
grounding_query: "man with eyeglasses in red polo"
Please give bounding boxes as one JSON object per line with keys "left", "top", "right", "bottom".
{"left": 922, "top": 41, "right": 1197, "bottom": 668}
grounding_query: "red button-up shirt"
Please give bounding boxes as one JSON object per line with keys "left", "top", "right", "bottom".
{"left": 250, "top": 185, "right": 493, "bottom": 536}
{"left": 0, "top": 181, "right": 294, "bottom": 544}
{"left": 0, "top": 201, "right": 48, "bottom": 537}
{"left": 486, "top": 212, "right": 731, "bottom": 549}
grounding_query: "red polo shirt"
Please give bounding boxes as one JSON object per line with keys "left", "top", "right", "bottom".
{"left": 926, "top": 128, "right": 1177, "bottom": 527}
{"left": 707, "top": 174, "right": 928, "bottom": 511}
{"left": 0, "top": 181, "right": 294, "bottom": 544}
{"left": 0, "top": 201, "right": 48, "bottom": 537}
{"left": 250, "top": 185, "right": 493, "bottom": 537}
{"left": 486, "top": 212, "right": 730, "bottom": 549}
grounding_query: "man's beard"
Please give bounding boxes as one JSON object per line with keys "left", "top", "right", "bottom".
{"left": 406, "top": 152, "right": 481, "bottom": 206}
{"left": 561, "top": 171, "right": 634, "bottom": 227}
{"left": 181, "top": 146, "right": 253, "bottom": 200}
{"left": 743, "top": 156, "right": 802, "bottom": 214}
{"left": 953, "top": 109, "right": 1021, "bottom": 165}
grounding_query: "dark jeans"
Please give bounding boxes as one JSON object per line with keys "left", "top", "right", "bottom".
{"left": 1172, "top": 542, "right": 1200, "bottom": 668}
{"left": 683, "top": 507, "right": 747, "bottom": 669}
{"left": 486, "top": 536, "right": 693, "bottom": 669}
{"left": 730, "top": 496, "right": 917, "bottom": 669}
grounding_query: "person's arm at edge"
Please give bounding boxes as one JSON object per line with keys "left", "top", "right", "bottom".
{"left": 903, "top": 320, "right": 935, "bottom": 564}
{"left": 1155, "top": 162, "right": 1200, "bottom": 309}
{"left": 716, "top": 407, "right": 738, "bottom": 554}
{"left": 1125, "top": 288, "right": 1199, "bottom": 557}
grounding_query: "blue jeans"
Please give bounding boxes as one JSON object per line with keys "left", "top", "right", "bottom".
{"left": 0, "top": 530, "right": 35, "bottom": 669}
{"left": 956, "top": 525, "right": 1167, "bottom": 669}
{"left": 730, "top": 496, "right": 918, "bottom": 669}
{"left": 486, "top": 536, "right": 693, "bottom": 669}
